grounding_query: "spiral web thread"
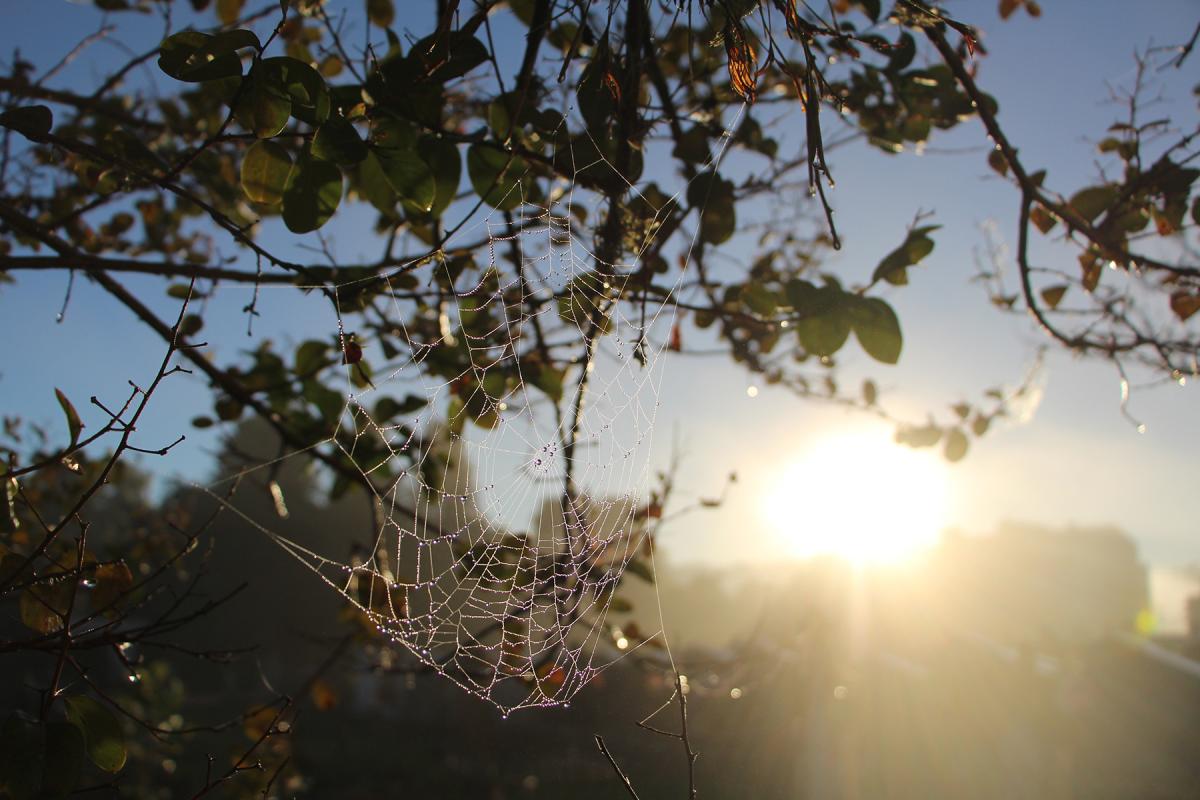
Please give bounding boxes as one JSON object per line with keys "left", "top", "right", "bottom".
{"left": 200, "top": 109, "right": 742, "bottom": 714}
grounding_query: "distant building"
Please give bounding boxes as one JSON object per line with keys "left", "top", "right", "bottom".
{"left": 933, "top": 522, "right": 1148, "bottom": 644}
{"left": 1187, "top": 593, "right": 1200, "bottom": 638}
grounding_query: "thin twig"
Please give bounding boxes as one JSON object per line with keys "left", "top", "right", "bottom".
{"left": 594, "top": 735, "right": 643, "bottom": 800}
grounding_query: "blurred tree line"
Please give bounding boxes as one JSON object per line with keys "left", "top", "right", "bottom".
{"left": 1, "top": 0, "right": 1198, "bottom": 795}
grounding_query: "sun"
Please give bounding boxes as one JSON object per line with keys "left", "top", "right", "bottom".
{"left": 762, "top": 429, "right": 950, "bottom": 564}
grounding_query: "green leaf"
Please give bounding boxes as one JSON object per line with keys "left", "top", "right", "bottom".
{"left": 688, "top": 171, "right": 737, "bottom": 245}
{"left": 54, "top": 388, "right": 83, "bottom": 448}
{"left": 850, "top": 297, "right": 902, "bottom": 364}
{"left": 41, "top": 723, "right": 85, "bottom": 799}
{"left": 742, "top": 283, "right": 778, "bottom": 316}
{"left": 179, "top": 313, "right": 203, "bottom": 337}
{"left": 608, "top": 596, "right": 634, "bottom": 613}
{"left": 1068, "top": 185, "right": 1118, "bottom": 222}
{"left": 0, "top": 714, "right": 83, "bottom": 798}
{"left": 240, "top": 140, "right": 292, "bottom": 205}
{"left": 407, "top": 31, "right": 488, "bottom": 82}
{"left": 0, "top": 551, "right": 22, "bottom": 583}
{"left": 158, "top": 30, "right": 255, "bottom": 82}
{"left": 64, "top": 696, "right": 126, "bottom": 774}
{"left": 375, "top": 394, "right": 426, "bottom": 420}
{"left": 673, "top": 126, "right": 710, "bottom": 164}
{"left": 235, "top": 70, "right": 291, "bottom": 138}
{"left": 509, "top": 0, "right": 537, "bottom": 24}
{"left": 365, "top": 59, "right": 445, "bottom": 126}
{"left": 282, "top": 155, "right": 342, "bottom": 233}
{"left": 856, "top": 0, "right": 881, "bottom": 22}
{"left": 214, "top": 396, "right": 241, "bottom": 421}
{"left": 367, "top": 0, "right": 395, "bottom": 27}
{"left": 895, "top": 423, "right": 941, "bottom": 448}
{"left": 887, "top": 32, "right": 916, "bottom": 72}
{"left": 0, "top": 105, "right": 52, "bottom": 141}
{"left": 577, "top": 38, "right": 617, "bottom": 132}
{"left": 532, "top": 365, "right": 565, "bottom": 403}
{"left": 624, "top": 558, "right": 654, "bottom": 583}
{"left": 0, "top": 714, "right": 44, "bottom": 800}
{"left": 943, "top": 427, "right": 969, "bottom": 463}
{"left": 312, "top": 115, "right": 368, "bottom": 165}
{"left": 467, "top": 144, "right": 526, "bottom": 211}
{"left": 557, "top": 278, "right": 613, "bottom": 334}
{"left": 356, "top": 150, "right": 398, "bottom": 213}
{"left": 259, "top": 57, "right": 329, "bottom": 124}
{"left": 862, "top": 379, "right": 878, "bottom": 405}
{"left": 304, "top": 380, "right": 344, "bottom": 423}
{"left": 787, "top": 279, "right": 851, "bottom": 358}
{"left": 447, "top": 395, "right": 466, "bottom": 436}
{"left": 418, "top": 136, "right": 461, "bottom": 218}
{"left": 294, "top": 339, "right": 329, "bottom": 375}
{"left": 373, "top": 119, "right": 436, "bottom": 211}
{"left": 872, "top": 225, "right": 939, "bottom": 286}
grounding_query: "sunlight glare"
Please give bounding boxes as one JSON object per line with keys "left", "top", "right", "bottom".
{"left": 762, "top": 430, "right": 950, "bottom": 563}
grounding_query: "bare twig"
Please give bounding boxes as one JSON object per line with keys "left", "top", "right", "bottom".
{"left": 594, "top": 735, "right": 644, "bottom": 800}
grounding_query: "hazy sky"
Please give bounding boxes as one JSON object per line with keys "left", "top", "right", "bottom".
{"left": 1, "top": 1, "right": 1197, "bottom": 585}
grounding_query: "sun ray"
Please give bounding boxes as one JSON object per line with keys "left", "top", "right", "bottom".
{"left": 762, "top": 430, "right": 950, "bottom": 564}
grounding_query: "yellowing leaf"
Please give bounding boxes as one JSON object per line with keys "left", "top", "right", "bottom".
{"left": 1040, "top": 284, "right": 1068, "bottom": 309}
{"left": 1170, "top": 291, "right": 1200, "bottom": 322}
{"left": 987, "top": 148, "right": 1008, "bottom": 176}
{"left": 64, "top": 696, "right": 126, "bottom": 774}
{"left": 242, "top": 706, "right": 278, "bottom": 741}
{"left": 311, "top": 679, "right": 339, "bottom": 711}
{"left": 1084, "top": 251, "right": 1099, "bottom": 292}
{"left": 862, "top": 379, "right": 877, "bottom": 405}
{"left": 91, "top": 562, "right": 133, "bottom": 616}
{"left": 723, "top": 20, "right": 758, "bottom": 103}
{"left": 216, "top": 0, "right": 245, "bottom": 25}
{"left": 55, "top": 389, "right": 83, "bottom": 448}
{"left": 240, "top": 140, "right": 292, "bottom": 205}
{"left": 1029, "top": 204, "right": 1057, "bottom": 234}
{"left": 20, "top": 578, "right": 74, "bottom": 634}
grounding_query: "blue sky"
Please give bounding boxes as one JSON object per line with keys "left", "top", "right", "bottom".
{"left": 1, "top": 1, "right": 1197, "bottom": 592}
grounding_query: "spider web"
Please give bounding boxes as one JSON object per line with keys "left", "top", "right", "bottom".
{"left": 199, "top": 108, "right": 741, "bottom": 715}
